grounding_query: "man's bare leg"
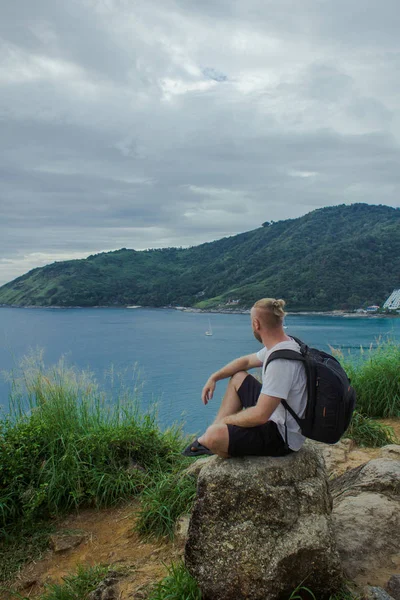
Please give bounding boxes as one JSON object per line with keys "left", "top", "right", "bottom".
{"left": 198, "top": 424, "right": 230, "bottom": 458}
{"left": 197, "top": 371, "right": 248, "bottom": 457}
{"left": 213, "top": 371, "right": 248, "bottom": 424}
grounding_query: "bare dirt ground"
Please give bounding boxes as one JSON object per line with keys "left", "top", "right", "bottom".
{"left": 3, "top": 501, "right": 183, "bottom": 600}
{"left": 3, "top": 419, "right": 399, "bottom": 600}
{"left": 379, "top": 417, "right": 400, "bottom": 440}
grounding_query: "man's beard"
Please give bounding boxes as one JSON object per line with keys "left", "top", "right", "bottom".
{"left": 253, "top": 330, "right": 262, "bottom": 343}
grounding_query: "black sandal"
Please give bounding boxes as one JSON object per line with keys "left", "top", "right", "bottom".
{"left": 182, "top": 439, "right": 214, "bottom": 457}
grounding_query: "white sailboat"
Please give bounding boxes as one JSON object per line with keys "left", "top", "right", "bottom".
{"left": 205, "top": 318, "right": 213, "bottom": 336}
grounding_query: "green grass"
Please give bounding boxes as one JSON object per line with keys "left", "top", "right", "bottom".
{"left": 289, "top": 584, "right": 360, "bottom": 600}
{"left": 288, "top": 582, "right": 316, "bottom": 600}
{"left": 0, "top": 522, "right": 54, "bottom": 585}
{"left": 0, "top": 351, "right": 195, "bottom": 583}
{"left": 346, "top": 411, "right": 397, "bottom": 447}
{"left": 135, "top": 467, "right": 197, "bottom": 539}
{"left": 285, "top": 576, "right": 360, "bottom": 600}
{"left": 334, "top": 338, "right": 400, "bottom": 418}
{"left": 287, "top": 583, "right": 359, "bottom": 600}
{"left": 148, "top": 562, "right": 202, "bottom": 600}
{"left": 4, "top": 563, "right": 111, "bottom": 600}
{"left": 147, "top": 566, "right": 359, "bottom": 600}
{"left": 332, "top": 339, "right": 400, "bottom": 446}
{"left": 0, "top": 351, "right": 188, "bottom": 529}
{"left": 36, "top": 564, "right": 110, "bottom": 600}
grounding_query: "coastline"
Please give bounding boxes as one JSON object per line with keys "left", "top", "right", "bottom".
{"left": 182, "top": 308, "right": 399, "bottom": 318}
{"left": 1, "top": 303, "right": 398, "bottom": 318}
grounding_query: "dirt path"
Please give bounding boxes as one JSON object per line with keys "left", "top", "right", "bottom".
{"left": 4, "top": 502, "right": 183, "bottom": 599}
{"left": 379, "top": 417, "right": 400, "bottom": 440}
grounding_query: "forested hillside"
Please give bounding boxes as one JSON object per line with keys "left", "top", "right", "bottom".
{"left": 0, "top": 203, "right": 399, "bottom": 311}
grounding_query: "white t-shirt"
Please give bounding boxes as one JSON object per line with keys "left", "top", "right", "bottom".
{"left": 256, "top": 339, "right": 307, "bottom": 451}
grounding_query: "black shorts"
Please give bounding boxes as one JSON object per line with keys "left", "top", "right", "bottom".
{"left": 227, "top": 374, "right": 293, "bottom": 458}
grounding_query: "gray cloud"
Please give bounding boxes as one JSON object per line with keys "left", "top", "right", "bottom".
{"left": 1, "top": 0, "right": 400, "bottom": 285}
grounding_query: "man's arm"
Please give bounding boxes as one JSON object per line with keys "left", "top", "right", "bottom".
{"left": 202, "top": 353, "right": 262, "bottom": 405}
{"left": 221, "top": 393, "right": 281, "bottom": 427}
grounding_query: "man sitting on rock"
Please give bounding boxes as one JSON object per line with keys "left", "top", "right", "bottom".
{"left": 183, "top": 298, "right": 307, "bottom": 458}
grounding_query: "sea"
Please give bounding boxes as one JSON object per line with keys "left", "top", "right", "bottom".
{"left": 0, "top": 307, "right": 398, "bottom": 435}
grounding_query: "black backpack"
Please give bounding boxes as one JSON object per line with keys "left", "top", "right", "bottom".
{"left": 265, "top": 336, "right": 356, "bottom": 444}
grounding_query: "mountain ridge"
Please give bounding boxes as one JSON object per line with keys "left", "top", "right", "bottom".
{"left": 1, "top": 203, "right": 399, "bottom": 311}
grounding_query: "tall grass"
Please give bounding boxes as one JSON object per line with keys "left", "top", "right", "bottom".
{"left": 135, "top": 466, "right": 197, "bottom": 539}
{"left": 148, "top": 562, "right": 202, "bottom": 600}
{"left": 0, "top": 521, "right": 54, "bottom": 584}
{"left": 333, "top": 338, "right": 400, "bottom": 418}
{"left": 8, "top": 564, "right": 111, "bottom": 600}
{"left": 346, "top": 411, "right": 397, "bottom": 447}
{"left": 0, "top": 351, "right": 187, "bottom": 530}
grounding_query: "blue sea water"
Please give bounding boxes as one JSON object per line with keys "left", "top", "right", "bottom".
{"left": 0, "top": 307, "right": 398, "bottom": 435}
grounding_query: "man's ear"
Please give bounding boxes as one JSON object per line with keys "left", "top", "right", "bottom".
{"left": 253, "top": 317, "right": 261, "bottom": 331}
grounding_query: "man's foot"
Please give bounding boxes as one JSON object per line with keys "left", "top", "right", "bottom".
{"left": 182, "top": 439, "right": 214, "bottom": 457}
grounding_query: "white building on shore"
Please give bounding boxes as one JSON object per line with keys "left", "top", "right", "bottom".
{"left": 383, "top": 289, "right": 400, "bottom": 310}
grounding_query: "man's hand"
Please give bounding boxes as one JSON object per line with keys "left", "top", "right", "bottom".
{"left": 200, "top": 353, "right": 262, "bottom": 406}
{"left": 202, "top": 377, "right": 216, "bottom": 405}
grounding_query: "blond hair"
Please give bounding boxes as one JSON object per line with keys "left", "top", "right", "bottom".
{"left": 252, "top": 298, "right": 286, "bottom": 329}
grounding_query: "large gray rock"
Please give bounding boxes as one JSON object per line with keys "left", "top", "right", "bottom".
{"left": 331, "top": 459, "right": 400, "bottom": 583}
{"left": 185, "top": 445, "right": 342, "bottom": 600}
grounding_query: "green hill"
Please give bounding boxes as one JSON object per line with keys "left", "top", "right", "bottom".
{"left": 1, "top": 203, "right": 399, "bottom": 311}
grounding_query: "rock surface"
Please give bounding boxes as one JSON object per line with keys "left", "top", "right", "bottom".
{"left": 380, "top": 445, "right": 400, "bottom": 460}
{"left": 174, "top": 514, "right": 191, "bottom": 547}
{"left": 313, "top": 440, "right": 400, "bottom": 480}
{"left": 185, "top": 445, "right": 342, "bottom": 600}
{"left": 317, "top": 438, "right": 356, "bottom": 476}
{"left": 331, "top": 459, "right": 400, "bottom": 585}
{"left": 386, "top": 576, "right": 400, "bottom": 600}
{"left": 49, "top": 530, "right": 88, "bottom": 552}
{"left": 363, "top": 586, "right": 396, "bottom": 600}
{"left": 87, "top": 574, "right": 119, "bottom": 600}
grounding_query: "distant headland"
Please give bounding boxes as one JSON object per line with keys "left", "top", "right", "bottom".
{"left": 0, "top": 203, "right": 399, "bottom": 313}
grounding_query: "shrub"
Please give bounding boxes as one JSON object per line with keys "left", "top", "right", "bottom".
{"left": 346, "top": 411, "right": 397, "bottom": 447}
{"left": 0, "top": 352, "right": 186, "bottom": 529}
{"left": 333, "top": 339, "right": 400, "bottom": 418}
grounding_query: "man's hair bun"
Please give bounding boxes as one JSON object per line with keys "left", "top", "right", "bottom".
{"left": 253, "top": 298, "right": 286, "bottom": 322}
{"left": 272, "top": 299, "right": 286, "bottom": 316}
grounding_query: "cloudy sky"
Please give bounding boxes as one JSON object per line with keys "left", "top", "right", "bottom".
{"left": 1, "top": 0, "right": 400, "bottom": 285}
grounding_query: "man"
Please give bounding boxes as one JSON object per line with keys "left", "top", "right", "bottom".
{"left": 183, "top": 298, "right": 307, "bottom": 458}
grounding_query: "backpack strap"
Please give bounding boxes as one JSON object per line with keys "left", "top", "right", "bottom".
{"left": 264, "top": 349, "right": 309, "bottom": 431}
{"left": 264, "top": 348, "right": 307, "bottom": 371}
{"left": 287, "top": 336, "right": 308, "bottom": 355}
